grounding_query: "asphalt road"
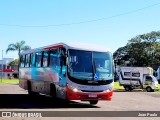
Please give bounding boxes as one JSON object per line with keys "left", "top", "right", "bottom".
{"left": 0, "top": 84, "right": 160, "bottom": 120}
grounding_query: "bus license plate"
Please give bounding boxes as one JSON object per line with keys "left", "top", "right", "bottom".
{"left": 89, "top": 94, "right": 97, "bottom": 98}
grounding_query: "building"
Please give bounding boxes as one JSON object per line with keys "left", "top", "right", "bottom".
{"left": 0, "top": 58, "right": 18, "bottom": 78}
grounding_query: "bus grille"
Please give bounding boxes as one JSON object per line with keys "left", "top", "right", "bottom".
{"left": 81, "top": 90, "right": 103, "bottom": 92}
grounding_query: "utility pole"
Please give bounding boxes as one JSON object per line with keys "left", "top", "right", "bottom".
{"left": 1, "top": 50, "right": 3, "bottom": 82}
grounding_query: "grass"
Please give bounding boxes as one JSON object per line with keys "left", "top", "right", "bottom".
{"left": 114, "top": 82, "right": 160, "bottom": 92}
{"left": 0, "top": 79, "right": 19, "bottom": 84}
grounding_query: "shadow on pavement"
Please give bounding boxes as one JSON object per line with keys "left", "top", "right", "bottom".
{"left": 0, "top": 94, "right": 99, "bottom": 109}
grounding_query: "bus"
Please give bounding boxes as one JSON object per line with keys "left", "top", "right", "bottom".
{"left": 19, "top": 42, "right": 114, "bottom": 105}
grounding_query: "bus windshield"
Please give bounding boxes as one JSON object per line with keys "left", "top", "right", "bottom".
{"left": 68, "top": 49, "right": 113, "bottom": 81}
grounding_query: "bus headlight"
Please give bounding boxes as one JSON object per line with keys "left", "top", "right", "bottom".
{"left": 104, "top": 87, "right": 113, "bottom": 92}
{"left": 73, "top": 88, "right": 78, "bottom": 92}
{"left": 105, "top": 89, "right": 111, "bottom": 92}
{"left": 67, "top": 84, "right": 80, "bottom": 92}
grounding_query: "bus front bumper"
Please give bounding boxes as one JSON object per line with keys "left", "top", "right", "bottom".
{"left": 66, "top": 87, "right": 113, "bottom": 101}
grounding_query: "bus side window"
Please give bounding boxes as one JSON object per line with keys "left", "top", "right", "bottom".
{"left": 49, "top": 49, "right": 58, "bottom": 67}
{"left": 25, "top": 54, "right": 30, "bottom": 67}
{"left": 35, "top": 52, "right": 42, "bottom": 67}
{"left": 29, "top": 53, "right": 32, "bottom": 67}
{"left": 20, "top": 55, "right": 25, "bottom": 67}
{"left": 31, "top": 53, "right": 36, "bottom": 67}
{"left": 42, "top": 51, "right": 49, "bottom": 67}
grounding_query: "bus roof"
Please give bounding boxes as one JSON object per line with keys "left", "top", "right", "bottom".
{"left": 20, "top": 42, "right": 111, "bottom": 54}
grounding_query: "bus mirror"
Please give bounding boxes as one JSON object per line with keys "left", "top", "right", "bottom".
{"left": 60, "top": 55, "right": 66, "bottom": 66}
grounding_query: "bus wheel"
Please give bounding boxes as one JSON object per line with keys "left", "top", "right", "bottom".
{"left": 50, "top": 84, "right": 57, "bottom": 98}
{"left": 27, "top": 81, "right": 39, "bottom": 96}
{"left": 89, "top": 100, "right": 98, "bottom": 105}
{"left": 146, "top": 86, "right": 153, "bottom": 92}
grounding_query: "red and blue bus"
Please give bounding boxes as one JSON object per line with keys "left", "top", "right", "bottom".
{"left": 19, "top": 42, "right": 114, "bottom": 105}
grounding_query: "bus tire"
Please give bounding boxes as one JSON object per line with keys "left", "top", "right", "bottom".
{"left": 27, "top": 81, "right": 39, "bottom": 96}
{"left": 89, "top": 100, "right": 98, "bottom": 105}
{"left": 146, "top": 86, "right": 153, "bottom": 92}
{"left": 50, "top": 84, "right": 57, "bottom": 98}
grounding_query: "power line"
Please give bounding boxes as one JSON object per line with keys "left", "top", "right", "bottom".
{"left": 0, "top": 2, "right": 160, "bottom": 28}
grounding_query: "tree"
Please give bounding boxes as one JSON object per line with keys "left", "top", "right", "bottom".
{"left": 6, "top": 40, "right": 31, "bottom": 59}
{"left": 113, "top": 45, "right": 129, "bottom": 65}
{"left": 127, "top": 42, "right": 149, "bottom": 66}
{"left": 127, "top": 31, "right": 160, "bottom": 69}
{"left": 113, "top": 31, "right": 160, "bottom": 69}
{"left": 6, "top": 41, "right": 31, "bottom": 73}
{"left": 8, "top": 59, "right": 19, "bottom": 66}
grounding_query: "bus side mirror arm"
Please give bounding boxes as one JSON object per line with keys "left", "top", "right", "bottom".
{"left": 60, "top": 55, "right": 67, "bottom": 74}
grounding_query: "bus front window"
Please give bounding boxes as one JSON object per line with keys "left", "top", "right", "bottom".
{"left": 68, "top": 49, "right": 113, "bottom": 82}
{"left": 93, "top": 52, "right": 113, "bottom": 80}
{"left": 68, "top": 50, "right": 93, "bottom": 80}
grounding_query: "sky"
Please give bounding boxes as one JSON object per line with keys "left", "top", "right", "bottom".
{"left": 0, "top": 0, "right": 160, "bottom": 59}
